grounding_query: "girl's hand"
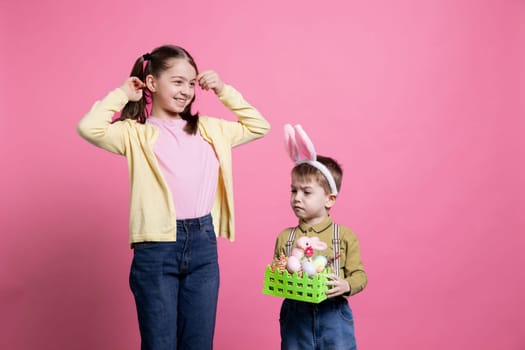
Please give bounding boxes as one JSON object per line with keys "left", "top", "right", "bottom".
{"left": 197, "top": 70, "right": 225, "bottom": 95}
{"left": 120, "top": 77, "right": 146, "bottom": 102}
{"left": 325, "top": 274, "right": 350, "bottom": 298}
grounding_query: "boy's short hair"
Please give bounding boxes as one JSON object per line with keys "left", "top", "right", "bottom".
{"left": 291, "top": 155, "right": 343, "bottom": 194}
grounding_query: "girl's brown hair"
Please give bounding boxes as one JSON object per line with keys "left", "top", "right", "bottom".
{"left": 118, "top": 45, "right": 200, "bottom": 135}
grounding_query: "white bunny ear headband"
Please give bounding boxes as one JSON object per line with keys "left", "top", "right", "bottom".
{"left": 284, "top": 124, "right": 338, "bottom": 195}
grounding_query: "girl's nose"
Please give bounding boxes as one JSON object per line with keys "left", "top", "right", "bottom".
{"left": 180, "top": 83, "right": 192, "bottom": 96}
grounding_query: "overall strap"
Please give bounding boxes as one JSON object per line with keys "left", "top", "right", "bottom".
{"left": 285, "top": 227, "right": 297, "bottom": 257}
{"left": 332, "top": 223, "right": 341, "bottom": 278}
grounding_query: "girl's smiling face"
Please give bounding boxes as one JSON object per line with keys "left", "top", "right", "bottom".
{"left": 147, "top": 58, "right": 197, "bottom": 119}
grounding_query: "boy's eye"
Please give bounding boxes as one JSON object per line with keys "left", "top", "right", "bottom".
{"left": 190, "top": 82, "right": 196, "bottom": 87}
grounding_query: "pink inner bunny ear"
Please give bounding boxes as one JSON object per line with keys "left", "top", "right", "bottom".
{"left": 284, "top": 124, "right": 298, "bottom": 162}
{"left": 294, "top": 125, "right": 317, "bottom": 161}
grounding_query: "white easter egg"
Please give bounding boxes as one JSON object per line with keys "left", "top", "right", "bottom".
{"left": 286, "top": 256, "right": 302, "bottom": 272}
{"left": 302, "top": 261, "right": 317, "bottom": 277}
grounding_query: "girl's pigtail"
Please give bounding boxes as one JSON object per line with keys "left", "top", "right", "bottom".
{"left": 181, "top": 97, "right": 199, "bottom": 135}
{"left": 118, "top": 56, "right": 150, "bottom": 124}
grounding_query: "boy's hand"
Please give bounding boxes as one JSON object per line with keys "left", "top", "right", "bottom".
{"left": 325, "top": 274, "right": 350, "bottom": 298}
{"left": 120, "top": 77, "right": 145, "bottom": 102}
{"left": 197, "top": 70, "right": 225, "bottom": 95}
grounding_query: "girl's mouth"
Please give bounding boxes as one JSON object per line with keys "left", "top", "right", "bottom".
{"left": 174, "top": 97, "right": 187, "bottom": 105}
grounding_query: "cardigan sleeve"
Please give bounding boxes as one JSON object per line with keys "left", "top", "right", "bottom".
{"left": 214, "top": 84, "right": 270, "bottom": 147}
{"left": 76, "top": 88, "right": 130, "bottom": 155}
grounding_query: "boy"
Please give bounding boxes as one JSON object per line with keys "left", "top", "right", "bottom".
{"left": 273, "top": 155, "right": 367, "bottom": 350}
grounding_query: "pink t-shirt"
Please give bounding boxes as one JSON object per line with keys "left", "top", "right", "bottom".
{"left": 148, "top": 117, "right": 219, "bottom": 220}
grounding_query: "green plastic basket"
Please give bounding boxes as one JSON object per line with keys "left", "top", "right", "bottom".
{"left": 262, "top": 265, "right": 329, "bottom": 303}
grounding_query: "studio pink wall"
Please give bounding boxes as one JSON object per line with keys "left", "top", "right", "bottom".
{"left": 1, "top": 0, "right": 523, "bottom": 349}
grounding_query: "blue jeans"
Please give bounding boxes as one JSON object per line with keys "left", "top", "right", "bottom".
{"left": 280, "top": 297, "right": 356, "bottom": 350}
{"left": 129, "top": 214, "right": 219, "bottom": 350}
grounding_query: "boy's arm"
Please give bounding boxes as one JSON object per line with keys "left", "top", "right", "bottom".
{"left": 344, "top": 236, "right": 368, "bottom": 296}
{"left": 273, "top": 229, "right": 289, "bottom": 259}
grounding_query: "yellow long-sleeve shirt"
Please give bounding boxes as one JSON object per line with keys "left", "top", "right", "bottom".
{"left": 77, "top": 85, "right": 270, "bottom": 244}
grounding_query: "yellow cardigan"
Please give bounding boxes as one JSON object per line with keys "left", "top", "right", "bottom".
{"left": 77, "top": 85, "right": 270, "bottom": 244}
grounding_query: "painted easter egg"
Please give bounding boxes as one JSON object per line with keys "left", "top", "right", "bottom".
{"left": 312, "top": 256, "right": 328, "bottom": 272}
{"left": 302, "top": 261, "right": 317, "bottom": 277}
{"left": 286, "top": 256, "right": 302, "bottom": 273}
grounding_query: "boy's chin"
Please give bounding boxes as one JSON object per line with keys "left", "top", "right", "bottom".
{"left": 292, "top": 210, "right": 305, "bottom": 220}
{"left": 295, "top": 214, "right": 310, "bottom": 222}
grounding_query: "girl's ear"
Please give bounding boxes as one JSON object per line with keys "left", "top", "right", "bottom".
{"left": 145, "top": 74, "right": 156, "bottom": 92}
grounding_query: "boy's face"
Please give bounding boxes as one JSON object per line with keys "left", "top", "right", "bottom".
{"left": 290, "top": 176, "right": 336, "bottom": 226}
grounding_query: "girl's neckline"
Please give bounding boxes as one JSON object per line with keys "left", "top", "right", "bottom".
{"left": 148, "top": 116, "right": 186, "bottom": 125}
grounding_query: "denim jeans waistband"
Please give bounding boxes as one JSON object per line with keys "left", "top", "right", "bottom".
{"left": 176, "top": 213, "right": 212, "bottom": 230}
{"left": 285, "top": 296, "right": 348, "bottom": 311}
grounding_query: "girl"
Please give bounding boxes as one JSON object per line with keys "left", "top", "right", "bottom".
{"left": 77, "top": 45, "right": 270, "bottom": 350}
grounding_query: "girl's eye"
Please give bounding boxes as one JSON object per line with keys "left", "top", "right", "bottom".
{"left": 190, "top": 82, "right": 196, "bottom": 87}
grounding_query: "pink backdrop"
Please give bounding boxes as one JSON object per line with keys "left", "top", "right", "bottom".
{"left": 1, "top": 0, "right": 524, "bottom": 349}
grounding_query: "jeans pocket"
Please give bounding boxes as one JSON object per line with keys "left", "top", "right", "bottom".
{"left": 338, "top": 303, "right": 354, "bottom": 324}
{"left": 204, "top": 223, "right": 217, "bottom": 244}
{"left": 279, "top": 301, "right": 288, "bottom": 323}
{"left": 279, "top": 304, "right": 289, "bottom": 333}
